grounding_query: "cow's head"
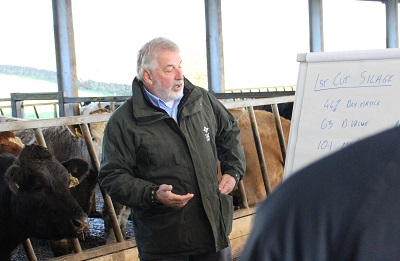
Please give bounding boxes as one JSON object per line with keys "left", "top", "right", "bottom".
{"left": 67, "top": 107, "right": 110, "bottom": 161}
{"left": 4, "top": 144, "right": 90, "bottom": 240}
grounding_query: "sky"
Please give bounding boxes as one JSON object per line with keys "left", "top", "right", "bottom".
{"left": 0, "top": 0, "right": 390, "bottom": 92}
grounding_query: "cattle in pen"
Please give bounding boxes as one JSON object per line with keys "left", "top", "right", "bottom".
{"left": 0, "top": 109, "right": 110, "bottom": 217}
{"left": 0, "top": 111, "right": 108, "bottom": 256}
{"left": 0, "top": 144, "right": 90, "bottom": 261}
{"left": 1, "top": 106, "right": 291, "bottom": 248}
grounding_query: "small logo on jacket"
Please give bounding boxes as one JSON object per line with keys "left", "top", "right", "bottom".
{"left": 203, "top": 126, "right": 210, "bottom": 142}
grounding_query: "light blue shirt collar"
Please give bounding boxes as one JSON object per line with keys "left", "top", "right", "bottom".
{"left": 143, "top": 87, "right": 183, "bottom": 122}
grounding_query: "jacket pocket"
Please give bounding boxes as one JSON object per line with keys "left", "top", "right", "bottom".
{"left": 220, "top": 194, "right": 233, "bottom": 236}
{"left": 134, "top": 208, "right": 188, "bottom": 253}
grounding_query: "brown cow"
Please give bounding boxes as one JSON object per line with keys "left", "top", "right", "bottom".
{"left": 0, "top": 131, "right": 24, "bottom": 157}
{"left": 229, "top": 108, "right": 291, "bottom": 208}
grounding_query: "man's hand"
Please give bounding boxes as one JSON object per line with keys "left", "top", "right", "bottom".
{"left": 155, "top": 184, "right": 194, "bottom": 209}
{"left": 219, "top": 174, "right": 236, "bottom": 195}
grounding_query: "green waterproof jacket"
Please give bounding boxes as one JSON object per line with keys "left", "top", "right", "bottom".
{"left": 99, "top": 77, "right": 246, "bottom": 259}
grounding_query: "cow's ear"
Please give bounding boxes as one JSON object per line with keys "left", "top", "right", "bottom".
{"left": 62, "top": 158, "right": 90, "bottom": 181}
{"left": 5, "top": 165, "right": 23, "bottom": 194}
{"left": 66, "top": 124, "right": 83, "bottom": 138}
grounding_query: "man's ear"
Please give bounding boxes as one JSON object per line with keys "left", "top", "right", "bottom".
{"left": 5, "top": 165, "right": 23, "bottom": 194}
{"left": 142, "top": 70, "right": 153, "bottom": 85}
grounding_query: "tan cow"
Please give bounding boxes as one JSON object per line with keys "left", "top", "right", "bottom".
{"left": 0, "top": 131, "right": 24, "bottom": 156}
{"left": 229, "top": 108, "right": 291, "bottom": 208}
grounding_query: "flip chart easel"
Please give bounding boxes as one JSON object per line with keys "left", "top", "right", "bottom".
{"left": 284, "top": 48, "right": 400, "bottom": 179}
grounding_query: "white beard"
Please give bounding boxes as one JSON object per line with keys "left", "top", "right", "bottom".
{"left": 152, "top": 78, "right": 184, "bottom": 102}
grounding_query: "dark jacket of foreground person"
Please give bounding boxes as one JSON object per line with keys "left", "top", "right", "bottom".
{"left": 241, "top": 126, "right": 400, "bottom": 261}
{"left": 99, "top": 77, "right": 245, "bottom": 259}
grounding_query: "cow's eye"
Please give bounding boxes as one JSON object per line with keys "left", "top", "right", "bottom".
{"left": 33, "top": 184, "right": 43, "bottom": 192}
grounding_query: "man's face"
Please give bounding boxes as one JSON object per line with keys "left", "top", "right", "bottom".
{"left": 145, "top": 50, "right": 184, "bottom": 102}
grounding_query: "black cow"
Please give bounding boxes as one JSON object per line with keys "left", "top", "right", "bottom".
{"left": 0, "top": 112, "right": 108, "bottom": 219}
{"left": 260, "top": 102, "right": 294, "bottom": 120}
{"left": 0, "top": 144, "right": 90, "bottom": 261}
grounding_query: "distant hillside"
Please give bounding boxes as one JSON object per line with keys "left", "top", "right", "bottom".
{"left": 0, "top": 65, "right": 132, "bottom": 96}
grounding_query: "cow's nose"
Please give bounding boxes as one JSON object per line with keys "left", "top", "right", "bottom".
{"left": 72, "top": 213, "right": 89, "bottom": 231}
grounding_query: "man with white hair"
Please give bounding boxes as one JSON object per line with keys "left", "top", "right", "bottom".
{"left": 99, "top": 37, "right": 246, "bottom": 261}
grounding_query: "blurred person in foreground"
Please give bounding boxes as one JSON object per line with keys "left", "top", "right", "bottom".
{"left": 240, "top": 126, "right": 400, "bottom": 261}
{"left": 98, "top": 37, "right": 246, "bottom": 261}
